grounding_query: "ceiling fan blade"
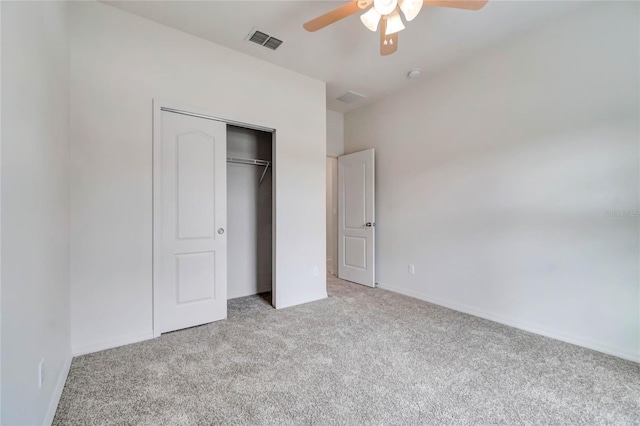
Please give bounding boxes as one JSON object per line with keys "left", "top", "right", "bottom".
{"left": 303, "top": 1, "right": 364, "bottom": 32}
{"left": 380, "top": 19, "right": 399, "bottom": 56}
{"left": 422, "top": 0, "right": 488, "bottom": 10}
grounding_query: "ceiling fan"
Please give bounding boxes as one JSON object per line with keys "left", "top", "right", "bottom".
{"left": 303, "top": 0, "right": 488, "bottom": 56}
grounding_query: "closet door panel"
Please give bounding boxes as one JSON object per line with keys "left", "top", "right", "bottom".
{"left": 157, "top": 110, "right": 227, "bottom": 334}
{"left": 176, "top": 132, "right": 216, "bottom": 239}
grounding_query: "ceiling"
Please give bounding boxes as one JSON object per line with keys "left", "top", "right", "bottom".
{"left": 104, "top": 0, "right": 589, "bottom": 113}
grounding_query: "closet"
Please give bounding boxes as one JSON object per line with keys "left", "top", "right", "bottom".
{"left": 226, "top": 125, "right": 273, "bottom": 301}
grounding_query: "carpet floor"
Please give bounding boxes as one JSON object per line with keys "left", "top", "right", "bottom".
{"left": 54, "top": 276, "right": 640, "bottom": 425}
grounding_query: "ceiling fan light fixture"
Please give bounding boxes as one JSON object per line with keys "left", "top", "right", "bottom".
{"left": 385, "top": 9, "right": 405, "bottom": 35}
{"left": 373, "top": 0, "right": 398, "bottom": 16}
{"left": 398, "top": 0, "right": 423, "bottom": 21}
{"left": 302, "top": 0, "right": 490, "bottom": 56}
{"left": 360, "top": 8, "right": 382, "bottom": 32}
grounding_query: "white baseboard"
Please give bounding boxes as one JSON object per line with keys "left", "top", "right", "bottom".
{"left": 72, "top": 331, "right": 155, "bottom": 357}
{"left": 276, "top": 291, "right": 328, "bottom": 310}
{"left": 43, "top": 355, "right": 72, "bottom": 426}
{"left": 377, "top": 282, "right": 639, "bottom": 363}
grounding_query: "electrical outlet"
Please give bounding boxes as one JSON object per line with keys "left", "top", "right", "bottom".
{"left": 313, "top": 266, "right": 319, "bottom": 276}
{"left": 408, "top": 264, "right": 415, "bottom": 275}
{"left": 38, "top": 359, "right": 45, "bottom": 389}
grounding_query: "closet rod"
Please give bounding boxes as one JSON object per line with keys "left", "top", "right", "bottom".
{"left": 227, "top": 156, "right": 271, "bottom": 166}
{"left": 227, "top": 157, "right": 271, "bottom": 186}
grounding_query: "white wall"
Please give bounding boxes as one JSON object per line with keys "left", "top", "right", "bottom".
{"left": 1, "top": 2, "right": 72, "bottom": 424}
{"left": 70, "top": 2, "right": 326, "bottom": 355}
{"left": 227, "top": 126, "right": 273, "bottom": 299}
{"left": 327, "top": 110, "right": 344, "bottom": 157}
{"left": 345, "top": 2, "right": 639, "bottom": 362}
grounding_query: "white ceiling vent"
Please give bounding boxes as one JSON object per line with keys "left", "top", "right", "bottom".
{"left": 246, "top": 28, "right": 283, "bottom": 51}
{"left": 337, "top": 91, "right": 367, "bottom": 104}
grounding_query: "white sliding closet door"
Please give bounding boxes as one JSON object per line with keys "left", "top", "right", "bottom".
{"left": 157, "top": 111, "right": 227, "bottom": 333}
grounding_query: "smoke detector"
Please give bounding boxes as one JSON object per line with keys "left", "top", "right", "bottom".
{"left": 407, "top": 69, "right": 422, "bottom": 79}
{"left": 246, "top": 28, "right": 283, "bottom": 51}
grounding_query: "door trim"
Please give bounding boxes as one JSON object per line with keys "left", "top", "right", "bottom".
{"left": 326, "top": 157, "right": 338, "bottom": 276}
{"left": 152, "top": 99, "right": 277, "bottom": 337}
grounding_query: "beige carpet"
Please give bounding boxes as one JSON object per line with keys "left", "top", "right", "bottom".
{"left": 54, "top": 275, "right": 640, "bottom": 425}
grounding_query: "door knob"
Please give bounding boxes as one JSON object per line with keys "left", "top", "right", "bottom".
{"left": 218, "top": 228, "right": 225, "bottom": 234}
{"left": 365, "top": 222, "right": 373, "bottom": 227}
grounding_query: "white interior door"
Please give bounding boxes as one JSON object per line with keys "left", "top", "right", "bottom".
{"left": 338, "top": 149, "right": 375, "bottom": 287}
{"left": 157, "top": 110, "right": 227, "bottom": 333}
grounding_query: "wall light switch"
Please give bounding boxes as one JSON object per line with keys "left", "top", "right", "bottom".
{"left": 313, "top": 266, "right": 319, "bottom": 276}
{"left": 409, "top": 264, "right": 415, "bottom": 275}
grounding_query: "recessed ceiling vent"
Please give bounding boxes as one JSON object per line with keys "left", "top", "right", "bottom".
{"left": 337, "top": 91, "right": 367, "bottom": 104}
{"left": 246, "top": 28, "right": 283, "bottom": 51}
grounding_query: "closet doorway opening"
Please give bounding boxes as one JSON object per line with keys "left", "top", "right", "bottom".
{"left": 153, "top": 102, "right": 276, "bottom": 337}
{"left": 227, "top": 125, "right": 273, "bottom": 303}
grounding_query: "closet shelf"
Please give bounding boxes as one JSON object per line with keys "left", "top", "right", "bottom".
{"left": 227, "top": 157, "right": 271, "bottom": 186}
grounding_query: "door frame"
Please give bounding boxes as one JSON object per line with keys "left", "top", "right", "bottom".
{"left": 326, "top": 156, "right": 338, "bottom": 276}
{"left": 152, "top": 99, "right": 277, "bottom": 337}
